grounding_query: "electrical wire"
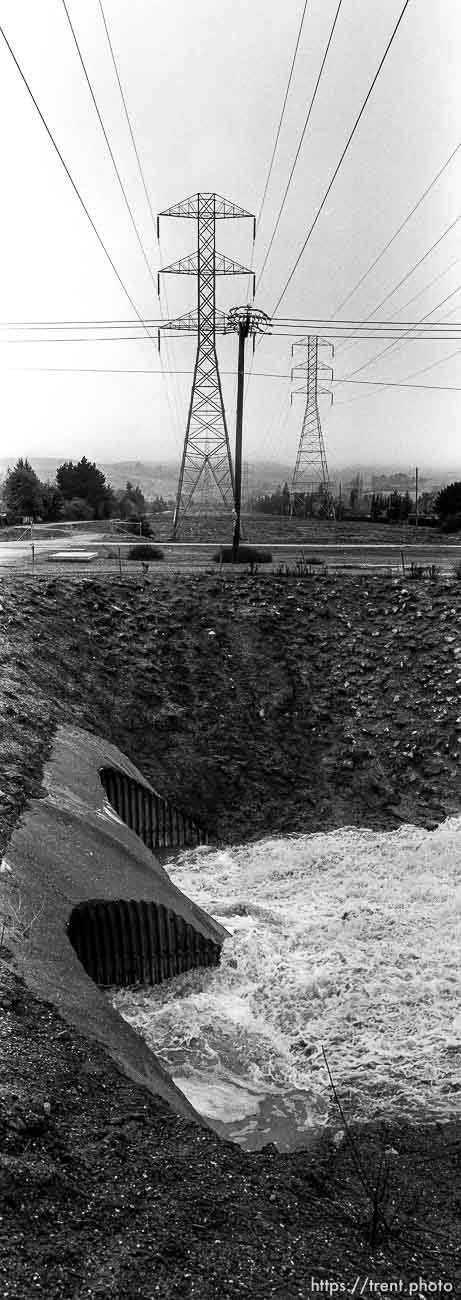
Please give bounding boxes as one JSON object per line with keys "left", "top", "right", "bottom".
{"left": 256, "top": 0, "right": 343, "bottom": 292}
{"left": 0, "top": 23, "right": 157, "bottom": 346}
{"left": 333, "top": 379, "right": 461, "bottom": 391}
{"left": 332, "top": 143, "right": 461, "bottom": 316}
{"left": 5, "top": 366, "right": 459, "bottom": 391}
{"left": 3, "top": 331, "right": 461, "bottom": 345}
{"left": 342, "top": 283, "right": 461, "bottom": 380}
{"left": 1, "top": 315, "right": 460, "bottom": 330}
{"left": 96, "top": 0, "right": 184, "bottom": 441}
{"left": 334, "top": 215, "right": 461, "bottom": 360}
{"left": 97, "top": 0, "right": 156, "bottom": 228}
{"left": 383, "top": 257, "right": 461, "bottom": 322}
{"left": 272, "top": 0, "right": 413, "bottom": 314}
{"left": 61, "top": 0, "right": 157, "bottom": 297}
{"left": 255, "top": 0, "right": 309, "bottom": 237}
{"left": 242, "top": 0, "right": 308, "bottom": 307}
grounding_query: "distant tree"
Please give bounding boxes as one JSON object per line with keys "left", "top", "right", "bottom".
{"left": 116, "top": 481, "right": 146, "bottom": 519}
{"left": 56, "top": 456, "right": 114, "bottom": 518}
{"left": 387, "top": 490, "right": 413, "bottom": 523}
{"left": 40, "top": 482, "right": 64, "bottom": 522}
{"left": 148, "top": 494, "right": 169, "bottom": 515}
{"left": 435, "top": 482, "right": 461, "bottom": 520}
{"left": 61, "top": 496, "right": 95, "bottom": 521}
{"left": 4, "top": 458, "right": 43, "bottom": 522}
{"left": 251, "top": 482, "right": 292, "bottom": 515}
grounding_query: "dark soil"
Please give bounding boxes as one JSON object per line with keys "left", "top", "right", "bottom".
{"left": 1, "top": 569, "right": 460, "bottom": 1296}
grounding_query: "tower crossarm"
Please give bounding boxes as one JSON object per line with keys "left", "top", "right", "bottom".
{"left": 158, "top": 192, "right": 256, "bottom": 236}
{"left": 158, "top": 309, "right": 229, "bottom": 337}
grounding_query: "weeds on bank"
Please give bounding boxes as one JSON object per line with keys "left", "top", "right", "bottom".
{"left": 0, "top": 889, "right": 44, "bottom": 951}
{"left": 275, "top": 555, "right": 328, "bottom": 578}
{"left": 407, "top": 561, "right": 440, "bottom": 581}
{"left": 322, "top": 1051, "right": 455, "bottom": 1267}
{"left": 322, "top": 1049, "right": 401, "bottom": 1250}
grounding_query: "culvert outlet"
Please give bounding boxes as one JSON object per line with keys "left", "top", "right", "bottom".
{"left": 100, "top": 766, "right": 207, "bottom": 850}
{"left": 2, "top": 726, "right": 227, "bottom": 1121}
{"left": 68, "top": 898, "right": 220, "bottom": 987}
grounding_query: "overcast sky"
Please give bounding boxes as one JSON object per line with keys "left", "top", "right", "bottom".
{"left": 0, "top": 0, "right": 459, "bottom": 472}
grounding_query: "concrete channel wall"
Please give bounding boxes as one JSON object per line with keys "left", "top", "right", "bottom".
{"left": 0, "top": 726, "right": 227, "bottom": 1121}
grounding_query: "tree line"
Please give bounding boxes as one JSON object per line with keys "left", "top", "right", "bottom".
{"left": 1, "top": 457, "right": 169, "bottom": 525}
{"left": 249, "top": 480, "right": 461, "bottom": 527}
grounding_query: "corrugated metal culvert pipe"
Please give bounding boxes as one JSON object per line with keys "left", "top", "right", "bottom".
{"left": 68, "top": 899, "right": 220, "bottom": 987}
{"left": 100, "top": 767, "right": 208, "bottom": 850}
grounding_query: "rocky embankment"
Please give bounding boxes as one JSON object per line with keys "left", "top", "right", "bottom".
{"left": 0, "top": 569, "right": 460, "bottom": 855}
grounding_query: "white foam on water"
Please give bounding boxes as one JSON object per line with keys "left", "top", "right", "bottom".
{"left": 113, "top": 820, "right": 461, "bottom": 1150}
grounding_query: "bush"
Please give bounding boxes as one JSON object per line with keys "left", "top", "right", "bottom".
{"left": 452, "top": 559, "right": 461, "bottom": 580}
{"left": 128, "top": 543, "right": 164, "bottom": 562}
{"left": 213, "top": 545, "right": 272, "bottom": 566}
{"left": 440, "top": 513, "right": 461, "bottom": 533}
{"left": 124, "top": 516, "right": 154, "bottom": 537}
{"left": 62, "top": 497, "right": 95, "bottom": 521}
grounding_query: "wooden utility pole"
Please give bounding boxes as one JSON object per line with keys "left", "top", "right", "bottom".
{"left": 227, "top": 305, "right": 271, "bottom": 563}
{"left": 232, "top": 313, "right": 251, "bottom": 561}
{"left": 415, "top": 466, "right": 419, "bottom": 528}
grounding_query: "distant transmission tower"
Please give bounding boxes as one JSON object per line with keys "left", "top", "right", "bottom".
{"left": 157, "top": 193, "right": 255, "bottom": 536}
{"left": 290, "top": 336, "right": 335, "bottom": 517}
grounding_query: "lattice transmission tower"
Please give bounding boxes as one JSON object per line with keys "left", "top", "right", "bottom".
{"left": 157, "top": 193, "right": 255, "bottom": 536}
{"left": 290, "top": 335, "right": 335, "bottom": 518}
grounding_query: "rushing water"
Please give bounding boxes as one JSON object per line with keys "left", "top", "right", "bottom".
{"left": 113, "top": 820, "right": 461, "bottom": 1151}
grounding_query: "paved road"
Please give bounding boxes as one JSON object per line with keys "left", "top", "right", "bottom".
{"left": 1, "top": 534, "right": 461, "bottom": 577}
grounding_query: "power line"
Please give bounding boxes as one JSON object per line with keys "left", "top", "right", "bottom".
{"left": 256, "top": 0, "right": 343, "bottom": 292}
{"left": 239, "top": 0, "right": 309, "bottom": 388}
{"left": 332, "top": 143, "right": 461, "bottom": 316}
{"left": 3, "top": 329, "right": 461, "bottom": 346}
{"left": 255, "top": 0, "right": 309, "bottom": 236}
{"left": 61, "top": 0, "right": 157, "bottom": 296}
{"left": 333, "top": 379, "right": 461, "bottom": 391}
{"left": 334, "top": 215, "right": 461, "bottom": 359}
{"left": 97, "top": 0, "right": 156, "bottom": 228}
{"left": 384, "top": 256, "right": 461, "bottom": 321}
{"left": 342, "top": 284, "right": 461, "bottom": 379}
{"left": 1, "top": 314, "right": 460, "bottom": 330}
{"left": 5, "top": 367, "right": 460, "bottom": 391}
{"left": 96, "top": 0, "right": 183, "bottom": 442}
{"left": 0, "top": 23, "right": 156, "bottom": 344}
{"left": 271, "top": 0, "right": 413, "bottom": 314}
{"left": 402, "top": 345, "right": 461, "bottom": 384}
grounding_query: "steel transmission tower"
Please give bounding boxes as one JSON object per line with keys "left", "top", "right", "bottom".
{"left": 290, "top": 335, "right": 335, "bottom": 518}
{"left": 157, "top": 193, "right": 255, "bottom": 535}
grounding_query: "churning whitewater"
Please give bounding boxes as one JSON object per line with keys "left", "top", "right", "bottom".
{"left": 114, "top": 819, "right": 461, "bottom": 1151}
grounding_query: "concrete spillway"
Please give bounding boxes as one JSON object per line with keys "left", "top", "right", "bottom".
{"left": 0, "top": 726, "right": 227, "bottom": 1121}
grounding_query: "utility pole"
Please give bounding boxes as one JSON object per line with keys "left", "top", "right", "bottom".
{"left": 415, "top": 465, "right": 419, "bottom": 528}
{"left": 226, "top": 306, "right": 270, "bottom": 562}
{"left": 290, "top": 336, "right": 335, "bottom": 518}
{"left": 157, "top": 193, "right": 255, "bottom": 537}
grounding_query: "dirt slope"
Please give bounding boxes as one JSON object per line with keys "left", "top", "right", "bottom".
{"left": 0, "top": 569, "right": 460, "bottom": 854}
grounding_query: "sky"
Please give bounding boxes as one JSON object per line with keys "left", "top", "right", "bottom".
{"left": 0, "top": 0, "right": 460, "bottom": 474}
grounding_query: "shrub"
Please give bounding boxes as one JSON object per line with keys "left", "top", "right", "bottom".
{"left": 128, "top": 544, "right": 164, "bottom": 562}
{"left": 452, "top": 559, "right": 461, "bottom": 580}
{"left": 213, "top": 545, "right": 272, "bottom": 566}
{"left": 124, "top": 516, "right": 154, "bottom": 537}
{"left": 440, "top": 513, "right": 461, "bottom": 533}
